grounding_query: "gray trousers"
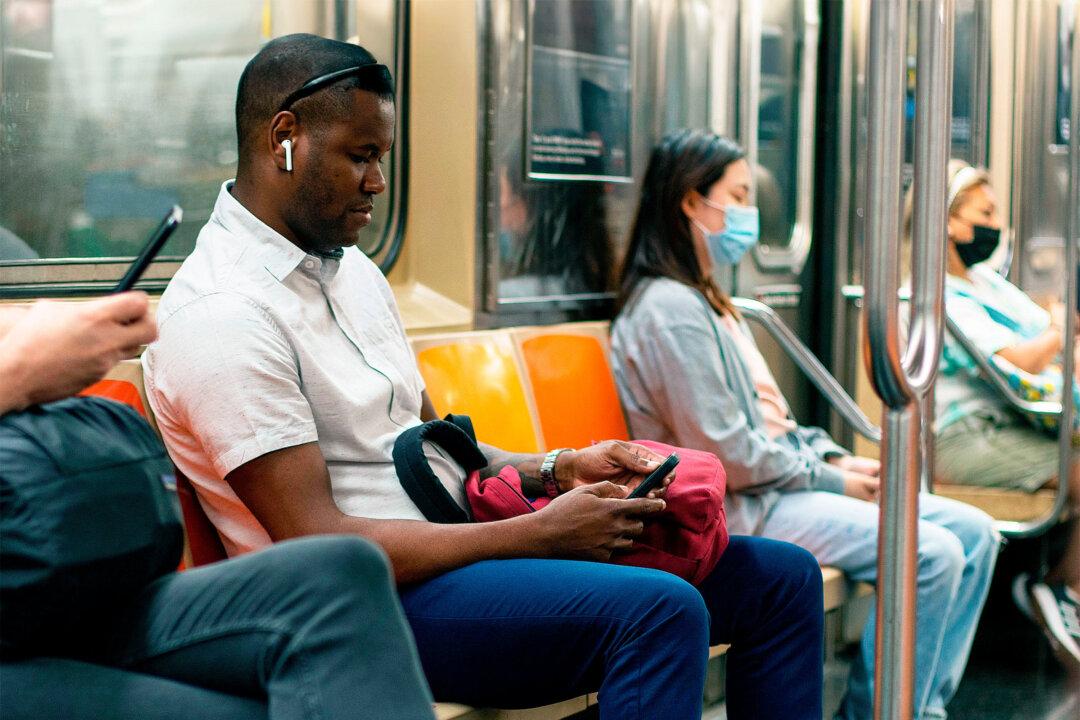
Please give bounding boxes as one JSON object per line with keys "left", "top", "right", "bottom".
{"left": 1, "top": 536, "right": 435, "bottom": 720}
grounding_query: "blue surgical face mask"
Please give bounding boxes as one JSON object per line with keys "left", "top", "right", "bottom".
{"left": 691, "top": 199, "right": 760, "bottom": 265}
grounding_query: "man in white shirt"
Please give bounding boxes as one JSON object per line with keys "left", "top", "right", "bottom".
{"left": 144, "top": 34, "right": 826, "bottom": 719}
{"left": 0, "top": 296, "right": 436, "bottom": 720}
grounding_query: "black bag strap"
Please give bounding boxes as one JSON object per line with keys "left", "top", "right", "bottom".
{"left": 392, "top": 414, "right": 487, "bottom": 524}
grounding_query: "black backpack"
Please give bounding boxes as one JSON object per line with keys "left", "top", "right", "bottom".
{"left": 0, "top": 396, "right": 183, "bottom": 656}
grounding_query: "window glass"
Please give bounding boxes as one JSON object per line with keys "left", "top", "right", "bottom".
{"left": 0, "top": 0, "right": 403, "bottom": 283}
{"left": 902, "top": 0, "right": 985, "bottom": 185}
{"left": 756, "top": 0, "right": 802, "bottom": 249}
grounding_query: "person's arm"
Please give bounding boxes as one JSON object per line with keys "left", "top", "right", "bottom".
{"left": 639, "top": 318, "right": 845, "bottom": 495}
{"left": 0, "top": 294, "right": 156, "bottom": 414}
{"left": 420, "top": 390, "right": 669, "bottom": 497}
{"left": 947, "top": 286, "right": 1061, "bottom": 376}
{"left": 225, "top": 441, "right": 666, "bottom": 584}
{"left": 995, "top": 328, "right": 1062, "bottom": 375}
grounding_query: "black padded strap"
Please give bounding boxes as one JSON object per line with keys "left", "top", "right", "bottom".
{"left": 392, "top": 416, "right": 486, "bottom": 524}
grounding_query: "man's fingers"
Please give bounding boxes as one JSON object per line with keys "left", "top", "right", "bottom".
{"left": 611, "top": 440, "right": 664, "bottom": 470}
{"left": 606, "top": 537, "right": 635, "bottom": 552}
{"left": 97, "top": 292, "right": 151, "bottom": 324}
{"left": 582, "top": 481, "right": 629, "bottom": 499}
{"left": 620, "top": 497, "right": 666, "bottom": 516}
{"left": 118, "top": 314, "right": 158, "bottom": 347}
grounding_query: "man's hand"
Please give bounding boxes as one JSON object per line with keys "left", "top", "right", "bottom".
{"left": 0, "top": 293, "right": 156, "bottom": 413}
{"left": 555, "top": 440, "right": 672, "bottom": 497}
{"left": 829, "top": 454, "right": 881, "bottom": 477}
{"left": 528, "top": 481, "right": 667, "bottom": 562}
{"left": 841, "top": 471, "right": 880, "bottom": 502}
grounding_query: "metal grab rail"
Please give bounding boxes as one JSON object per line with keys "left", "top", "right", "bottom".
{"left": 862, "top": 2, "right": 953, "bottom": 719}
{"left": 731, "top": 296, "right": 882, "bottom": 442}
{"left": 1058, "top": 2, "right": 1080, "bottom": 543}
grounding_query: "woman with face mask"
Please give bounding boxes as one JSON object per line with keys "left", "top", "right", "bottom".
{"left": 611, "top": 130, "right": 998, "bottom": 720}
{"left": 928, "top": 160, "right": 1080, "bottom": 672}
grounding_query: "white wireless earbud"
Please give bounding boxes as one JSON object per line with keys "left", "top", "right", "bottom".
{"left": 282, "top": 139, "right": 293, "bottom": 172}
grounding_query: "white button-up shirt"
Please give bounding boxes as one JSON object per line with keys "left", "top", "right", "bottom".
{"left": 143, "top": 182, "right": 466, "bottom": 556}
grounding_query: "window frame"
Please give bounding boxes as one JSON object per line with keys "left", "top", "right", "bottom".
{"left": 0, "top": 0, "right": 409, "bottom": 298}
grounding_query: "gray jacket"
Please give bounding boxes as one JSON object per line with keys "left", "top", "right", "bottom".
{"left": 610, "top": 277, "right": 847, "bottom": 534}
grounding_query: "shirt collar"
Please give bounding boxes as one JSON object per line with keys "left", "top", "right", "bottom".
{"left": 210, "top": 181, "right": 309, "bottom": 282}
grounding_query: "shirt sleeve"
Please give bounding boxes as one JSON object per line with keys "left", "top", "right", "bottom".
{"left": 640, "top": 318, "right": 844, "bottom": 495}
{"left": 946, "top": 292, "right": 1018, "bottom": 358}
{"left": 149, "top": 293, "right": 318, "bottom": 479}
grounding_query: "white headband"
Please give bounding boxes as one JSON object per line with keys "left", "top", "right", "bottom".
{"left": 946, "top": 166, "right": 986, "bottom": 212}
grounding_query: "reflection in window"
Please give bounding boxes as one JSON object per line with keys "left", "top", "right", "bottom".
{"left": 756, "top": 1, "right": 801, "bottom": 249}
{"left": 0, "top": 0, "right": 401, "bottom": 269}
{"left": 498, "top": 164, "right": 614, "bottom": 299}
{"left": 903, "top": 0, "right": 986, "bottom": 181}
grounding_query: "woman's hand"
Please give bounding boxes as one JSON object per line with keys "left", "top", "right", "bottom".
{"left": 556, "top": 440, "right": 672, "bottom": 497}
{"left": 829, "top": 454, "right": 881, "bottom": 477}
{"left": 841, "top": 471, "right": 880, "bottom": 502}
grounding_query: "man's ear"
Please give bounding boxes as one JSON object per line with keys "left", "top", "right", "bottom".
{"left": 268, "top": 111, "right": 298, "bottom": 172}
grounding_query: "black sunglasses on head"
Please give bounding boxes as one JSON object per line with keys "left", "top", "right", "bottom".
{"left": 278, "top": 62, "right": 393, "bottom": 113}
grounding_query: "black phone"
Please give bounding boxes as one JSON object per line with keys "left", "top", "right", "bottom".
{"left": 112, "top": 205, "right": 183, "bottom": 293}
{"left": 627, "top": 453, "right": 680, "bottom": 499}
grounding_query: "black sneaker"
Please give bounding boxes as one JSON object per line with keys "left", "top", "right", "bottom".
{"left": 1012, "top": 572, "right": 1036, "bottom": 624}
{"left": 1030, "top": 580, "right": 1080, "bottom": 670}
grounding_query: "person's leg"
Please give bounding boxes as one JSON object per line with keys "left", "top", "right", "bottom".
{"left": 1030, "top": 460, "right": 1080, "bottom": 669}
{"left": 756, "top": 491, "right": 969, "bottom": 720}
{"left": 0, "top": 657, "right": 266, "bottom": 720}
{"left": 1045, "top": 461, "right": 1080, "bottom": 591}
{"left": 915, "top": 493, "right": 999, "bottom": 717}
{"left": 98, "top": 536, "right": 435, "bottom": 720}
{"left": 399, "top": 558, "right": 710, "bottom": 720}
{"left": 694, "top": 535, "right": 824, "bottom": 720}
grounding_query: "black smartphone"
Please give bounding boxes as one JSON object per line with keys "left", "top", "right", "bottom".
{"left": 627, "top": 452, "right": 680, "bottom": 499}
{"left": 112, "top": 205, "right": 183, "bottom": 293}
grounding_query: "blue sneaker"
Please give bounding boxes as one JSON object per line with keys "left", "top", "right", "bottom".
{"left": 1030, "top": 579, "right": 1080, "bottom": 670}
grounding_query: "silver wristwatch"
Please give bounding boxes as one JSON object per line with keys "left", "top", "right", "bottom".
{"left": 539, "top": 448, "right": 571, "bottom": 498}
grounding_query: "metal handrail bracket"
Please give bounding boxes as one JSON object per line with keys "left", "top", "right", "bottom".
{"left": 732, "top": 296, "right": 882, "bottom": 442}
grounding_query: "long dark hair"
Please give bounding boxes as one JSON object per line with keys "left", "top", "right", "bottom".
{"left": 616, "top": 129, "right": 746, "bottom": 317}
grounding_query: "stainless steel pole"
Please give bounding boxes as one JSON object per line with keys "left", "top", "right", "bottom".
{"left": 863, "top": 1, "right": 953, "bottom": 718}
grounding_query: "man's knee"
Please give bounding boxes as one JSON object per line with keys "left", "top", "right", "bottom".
{"left": 268, "top": 536, "right": 393, "bottom": 596}
{"left": 629, "top": 570, "right": 710, "bottom": 640}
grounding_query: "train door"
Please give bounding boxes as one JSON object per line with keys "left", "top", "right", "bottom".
{"left": 730, "top": 0, "right": 821, "bottom": 425}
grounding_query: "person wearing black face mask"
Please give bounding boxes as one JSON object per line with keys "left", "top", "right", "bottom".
{"left": 920, "top": 160, "right": 1080, "bottom": 673}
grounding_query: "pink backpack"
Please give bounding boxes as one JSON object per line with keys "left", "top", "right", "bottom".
{"left": 394, "top": 417, "right": 728, "bottom": 585}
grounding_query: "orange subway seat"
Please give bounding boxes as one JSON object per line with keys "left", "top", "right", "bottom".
{"left": 518, "top": 332, "right": 629, "bottom": 450}
{"left": 79, "top": 379, "right": 147, "bottom": 418}
{"left": 414, "top": 336, "right": 541, "bottom": 453}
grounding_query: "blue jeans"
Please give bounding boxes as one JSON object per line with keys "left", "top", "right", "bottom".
{"left": 746, "top": 491, "right": 999, "bottom": 720}
{"left": 400, "top": 535, "right": 824, "bottom": 720}
{"left": 4, "top": 537, "right": 435, "bottom": 720}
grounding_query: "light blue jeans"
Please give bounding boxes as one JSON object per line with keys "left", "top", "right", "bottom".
{"left": 744, "top": 491, "right": 999, "bottom": 720}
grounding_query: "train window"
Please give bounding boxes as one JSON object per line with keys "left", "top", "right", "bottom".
{"left": 902, "top": 0, "right": 991, "bottom": 182}
{"left": 0, "top": 0, "right": 407, "bottom": 296}
{"left": 749, "top": 0, "right": 817, "bottom": 271}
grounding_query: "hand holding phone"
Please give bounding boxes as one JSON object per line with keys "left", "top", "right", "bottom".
{"left": 627, "top": 452, "right": 679, "bottom": 499}
{"left": 112, "top": 205, "right": 182, "bottom": 293}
